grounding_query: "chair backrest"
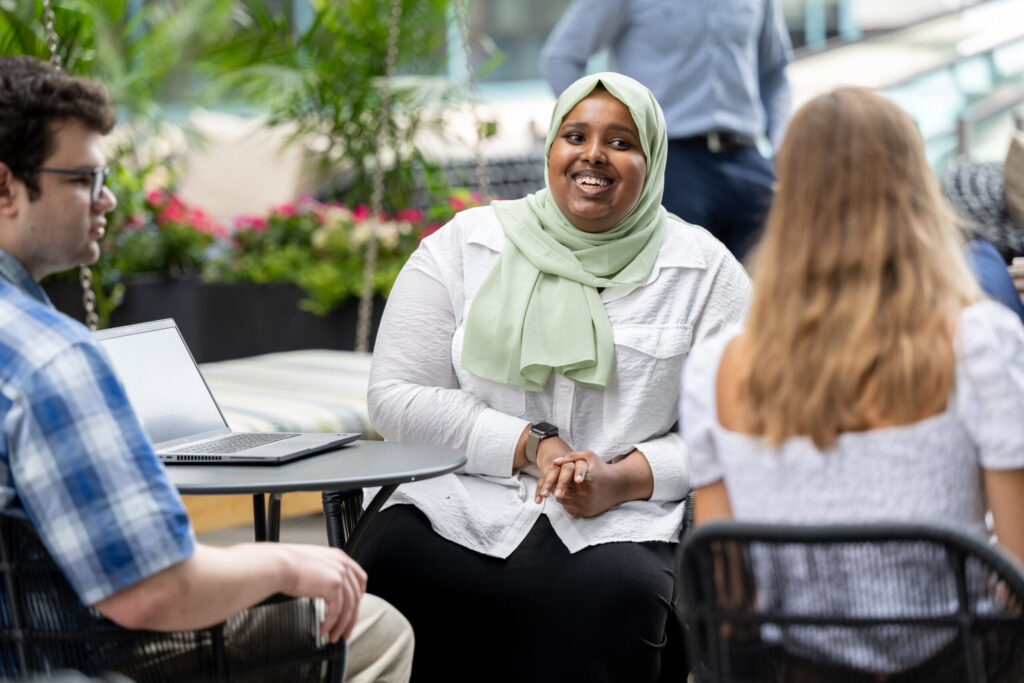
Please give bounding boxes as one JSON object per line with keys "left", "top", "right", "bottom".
{"left": 0, "top": 511, "right": 345, "bottom": 682}
{"left": 682, "top": 489, "right": 695, "bottom": 535}
{"left": 677, "top": 521, "right": 1024, "bottom": 683}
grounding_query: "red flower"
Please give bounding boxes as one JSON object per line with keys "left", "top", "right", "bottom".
{"left": 157, "top": 205, "right": 185, "bottom": 225}
{"left": 191, "top": 214, "right": 226, "bottom": 236}
{"left": 233, "top": 215, "right": 269, "bottom": 233}
{"left": 420, "top": 222, "right": 443, "bottom": 240}
{"left": 396, "top": 208, "right": 423, "bottom": 222}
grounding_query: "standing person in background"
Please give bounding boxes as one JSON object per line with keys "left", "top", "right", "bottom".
{"left": 542, "top": 0, "right": 793, "bottom": 262}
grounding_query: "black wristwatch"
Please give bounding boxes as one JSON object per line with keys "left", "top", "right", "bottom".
{"left": 525, "top": 422, "right": 559, "bottom": 464}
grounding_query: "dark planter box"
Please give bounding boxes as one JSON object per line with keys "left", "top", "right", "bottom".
{"left": 43, "top": 277, "right": 384, "bottom": 363}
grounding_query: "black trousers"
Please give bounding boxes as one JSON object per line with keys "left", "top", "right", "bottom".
{"left": 352, "top": 505, "right": 685, "bottom": 683}
{"left": 663, "top": 140, "right": 775, "bottom": 263}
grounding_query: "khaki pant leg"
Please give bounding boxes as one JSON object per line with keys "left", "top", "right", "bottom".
{"left": 345, "top": 593, "right": 414, "bottom": 683}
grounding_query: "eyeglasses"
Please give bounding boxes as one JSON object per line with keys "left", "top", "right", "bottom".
{"left": 31, "top": 166, "right": 110, "bottom": 203}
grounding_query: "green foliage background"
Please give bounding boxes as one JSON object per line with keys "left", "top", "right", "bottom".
{"left": 0, "top": 0, "right": 468, "bottom": 324}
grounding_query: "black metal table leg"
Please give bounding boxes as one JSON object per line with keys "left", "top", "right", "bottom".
{"left": 343, "top": 484, "right": 398, "bottom": 557}
{"left": 252, "top": 493, "right": 267, "bottom": 542}
{"left": 267, "top": 493, "right": 282, "bottom": 542}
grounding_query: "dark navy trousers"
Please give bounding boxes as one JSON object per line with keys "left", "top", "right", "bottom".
{"left": 663, "top": 140, "right": 776, "bottom": 263}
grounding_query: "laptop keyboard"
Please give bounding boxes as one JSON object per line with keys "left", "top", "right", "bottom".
{"left": 165, "top": 432, "right": 300, "bottom": 455}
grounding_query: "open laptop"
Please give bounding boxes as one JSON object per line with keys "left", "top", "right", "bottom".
{"left": 94, "top": 319, "right": 360, "bottom": 464}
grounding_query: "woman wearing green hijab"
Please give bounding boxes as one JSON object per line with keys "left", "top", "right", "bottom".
{"left": 360, "top": 73, "right": 750, "bottom": 681}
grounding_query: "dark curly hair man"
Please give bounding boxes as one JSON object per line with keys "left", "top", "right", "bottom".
{"left": 0, "top": 55, "right": 116, "bottom": 201}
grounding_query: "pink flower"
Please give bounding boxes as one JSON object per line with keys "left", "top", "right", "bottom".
{"left": 158, "top": 205, "right": 185, "bottom": 225}
{"left": 233, "top": 215, "right": 269, "bottom": 233}
{"left": 448, "top": 196, "right": 466, "bottom": 211}
{"left": 469, "top": 192, "right": 484, "bottom": 204}
{"left": 273, "top": 203, "right": 298, "bottom": 217}
{"left": 396, "top": 208, "right": 423, "bottom": 222}
{"left": 353, "top": 204, "right": 370, "bottom": 221}
{"left": 420, "top": 222, "right": 443, "bottom": 240}
{"left": 191, "top": 214, "right": 218, "bottom": 235}
{"left": 125, "top": 214, "right": 145, "bottom": 230}
{"left": 146, "top": 189, "right": 165, "bottom": 205}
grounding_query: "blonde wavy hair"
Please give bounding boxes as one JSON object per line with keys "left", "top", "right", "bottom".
{"left": 739, "top": 88, "right": 980, "bottom": 449}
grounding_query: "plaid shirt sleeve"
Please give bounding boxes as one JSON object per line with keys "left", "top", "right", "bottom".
{"left": 6, "top": 339, "right": 195, "bottom": 605}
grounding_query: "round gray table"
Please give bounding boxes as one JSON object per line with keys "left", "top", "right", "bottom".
{"left": 166, "top": 440, "right": 465, "bottom": 550}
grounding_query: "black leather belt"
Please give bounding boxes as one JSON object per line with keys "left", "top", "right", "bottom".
{"left": 675, "top": 131, "right": 755, "bottom": 152}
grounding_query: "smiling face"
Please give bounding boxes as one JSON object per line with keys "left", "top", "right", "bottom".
{"left": 547, "top": 89, "right": 647, "bottom": 234}
{"left": 1, "top": 118, "right": 116, "bottom": 280}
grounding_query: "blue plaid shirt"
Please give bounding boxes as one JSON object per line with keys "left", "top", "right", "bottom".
{"left": 0, "top": 250, "right": 194, "bottom": 605}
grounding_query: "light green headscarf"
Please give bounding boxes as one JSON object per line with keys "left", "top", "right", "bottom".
{"left": 461, "top": 72, "right": 669, "bottom": 391}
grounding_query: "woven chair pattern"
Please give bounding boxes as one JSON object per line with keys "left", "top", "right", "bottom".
{"left": 0, "top": 513, "right": 346, "bottom": 682}
{"left": 678, "top": 521, "right": 1024, "bottom": 683}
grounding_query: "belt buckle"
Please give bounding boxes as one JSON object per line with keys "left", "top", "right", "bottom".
{"left": 707, "top": 131, "right": 723, "bottom": 153}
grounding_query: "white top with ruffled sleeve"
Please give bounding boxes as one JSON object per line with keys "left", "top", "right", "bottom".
{"left": 680, "top": 299, "right": 1024, "bottom": 671}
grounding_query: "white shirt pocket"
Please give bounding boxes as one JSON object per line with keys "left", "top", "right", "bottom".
{"left": 603, "top": 324, "right": 692, "bottom": 443}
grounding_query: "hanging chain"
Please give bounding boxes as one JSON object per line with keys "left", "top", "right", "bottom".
{"left": 42, "top": 0, "right": 100, "bottom": 330}
{"left": 40, "top": 0, "right": 62, "bottom": 69}
{"left": 355, "top": 0, "right": 402, "bottom": 353}
{"left": 455, "top": 0, "right": 491, "bottom": 200}
{"left": 78, "top": 266, "right": 99, "bottom": 329}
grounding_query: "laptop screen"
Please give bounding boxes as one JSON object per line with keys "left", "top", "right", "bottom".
{"left": 95, "top": 320, "right": 228, "bottom": 445}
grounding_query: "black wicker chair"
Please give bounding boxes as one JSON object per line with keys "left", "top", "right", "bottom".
{"left": 677, "top": 521, "right": 1024, "bottom": 683}
{"left": 0, "top": 512, "right": 346, "bottom": 682}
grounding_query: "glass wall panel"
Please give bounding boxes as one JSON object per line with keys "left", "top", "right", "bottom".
{"left": 465, "top": 0, "right": 572, "bottom": 83}
{"left": 461, "top": 0, "right": 994, "bottom": 84}
{"left": 883, "top": 33, "right": 1024, "bottom": 172}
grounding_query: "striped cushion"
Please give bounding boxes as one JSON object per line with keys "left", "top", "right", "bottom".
{"left": 200, "top": 349, "right": 378, "bottom": 438}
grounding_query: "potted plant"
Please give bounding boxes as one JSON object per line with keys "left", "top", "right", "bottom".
{"left": 46, "top": 186, "right": 488, "bottom": 360}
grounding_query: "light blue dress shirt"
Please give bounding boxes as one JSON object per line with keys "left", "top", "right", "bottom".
{"left": 542, "top": 0, "right": 793, "bottom": 149}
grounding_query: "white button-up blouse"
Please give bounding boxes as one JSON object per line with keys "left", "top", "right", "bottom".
{"left": 367, "top": 206, "right": 751, "bottom": 557}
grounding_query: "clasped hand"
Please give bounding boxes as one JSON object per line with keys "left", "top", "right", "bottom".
{"left": 534, "top": 443, "right": 625, "bottom": 518}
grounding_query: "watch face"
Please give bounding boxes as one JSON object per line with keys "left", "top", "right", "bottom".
{"left": 532, "top": 421, "right": 558, "bottom": 437}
